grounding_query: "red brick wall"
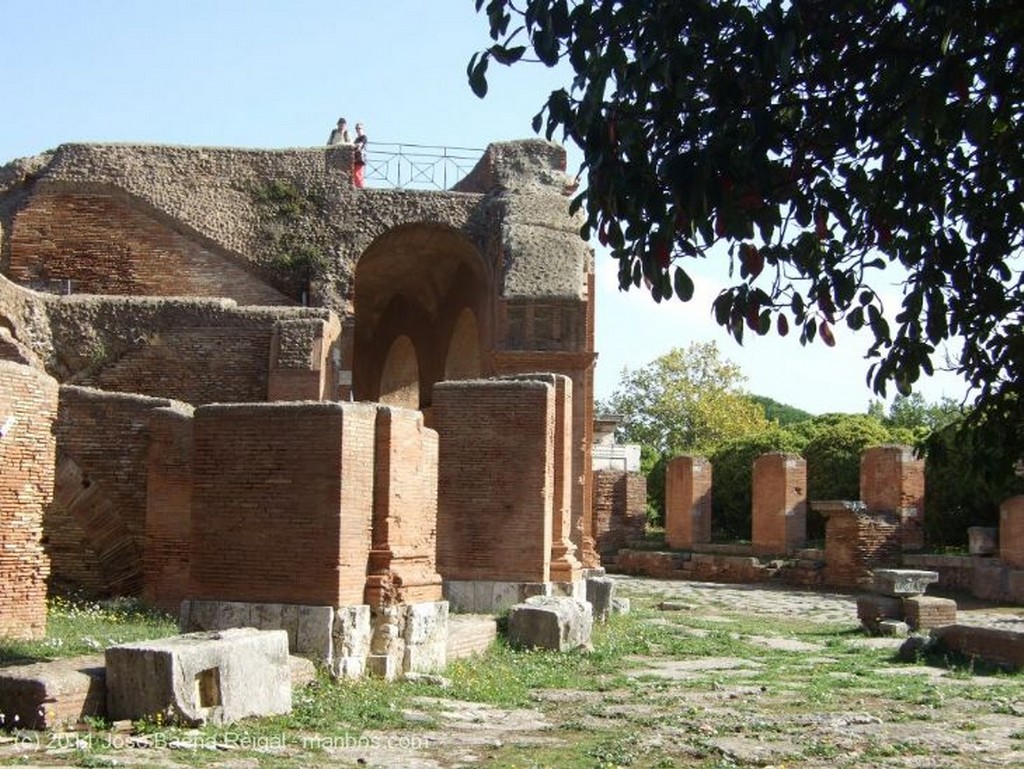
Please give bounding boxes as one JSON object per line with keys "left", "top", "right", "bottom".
{"left": 665, "top": 455, "right": 712, "bottom": 549}
{"left": 752, "top": 452, "right": 807, "bottom": 555}
{"left": 367, "top": 405, "right": 442, "bottom": 607}
{"left": 824, "top": 508, "right": 900, "bottom": 588}
{"left": 860, "top": 445, "right": 925, "bottom": 550}
{"left": 434, "top": 379, "right": 554, "bottom": 582}
{"left": 190, "top": 402, "right": 376, "bottom": 606}
{"left": 0, "top": 362, "right": 57, "bottom": 639}
{"left": 592, "top": 469, "right": 647, "bottom": 556}
{"left": 80, "top": 327, "right": 272, "bottom": 405}
{"left": 9, "top": 189, "right": 292, "bottom": 305}
{"left": 1000, "top": 496, "right": 1024, "bottom": 569}
{"left": 144, "top": 405, "right": 195, "bottom": 613}
{"left": 49, "top": 387, "right": 174, "bottom": 595}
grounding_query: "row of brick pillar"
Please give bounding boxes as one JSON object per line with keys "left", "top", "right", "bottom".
{"left": 665, "top": 446, "right": 925, "bottom": 555}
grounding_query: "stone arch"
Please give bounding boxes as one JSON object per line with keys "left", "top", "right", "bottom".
{"left": 353, "top": 223, "right": 490, "bottom": 409}
{"left": 379, "top": 334, "right": 420, "bottom": 409}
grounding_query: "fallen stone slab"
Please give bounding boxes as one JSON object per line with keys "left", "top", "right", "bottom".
{"left": 872, "top": 569, "right": 939, "bottom": 597}
{"left": 931, "top": 624, "right": 1024, "bottom": 671}
{"left": 507, "top": 596, "right": 593, "bottom": 652}
{"left": 0, "top": 655, "right": 105, "bottom": 730}
{"left": 105, "top": 628, "right": 291, "bottom": 726}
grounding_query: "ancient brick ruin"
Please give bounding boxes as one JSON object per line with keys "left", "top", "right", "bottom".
{"left": 0, "top": 139, "right": 597, "bottom": 650}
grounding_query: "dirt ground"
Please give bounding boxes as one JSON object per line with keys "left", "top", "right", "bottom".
{"left": 2, "top": 576, "right": 1022, "bottom": 768}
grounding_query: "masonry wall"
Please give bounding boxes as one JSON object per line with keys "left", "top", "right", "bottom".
{"left": 9, "top": 188, "right": 292, "bottom": 305}
{"left": 144, "top": 404, "right": 195, "bottom": 613}
{"left": 592, "top": 469, "right": 647, "bottom": 556}
{"left": 434, "top": 379, "right": 554, "bottom": 582}
{"left": 367, "top": 405, "right": 442, "bottom": 607}
{"left": 824, "top": 508, "right": 900, "bottom": 588}
{"left": 49, "top": 386, "right": 175, "bottom": 595}
{"left": 190, "top": 402, "right": 376, "bottom": 607}
{"left": 0, "top": 361, "right": 57, "bottom": 638}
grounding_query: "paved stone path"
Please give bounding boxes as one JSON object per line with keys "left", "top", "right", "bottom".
{"left": 610, "top": 574, "right": 1024, "bottom": 632}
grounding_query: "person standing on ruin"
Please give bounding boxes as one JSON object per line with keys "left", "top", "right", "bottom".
{"left": 352, "top": 122, "right": 368, "bottom": 188}
{"left": 327, "top": 117, "right": 350, "bottom": 145}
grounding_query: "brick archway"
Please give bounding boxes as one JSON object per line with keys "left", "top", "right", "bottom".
{"left": 352, "top": 223, "right": 490, "bottom": 408}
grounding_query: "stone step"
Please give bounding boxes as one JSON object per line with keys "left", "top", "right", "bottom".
{"left": 446, "top": 614, "right": 498, "bottom": 660}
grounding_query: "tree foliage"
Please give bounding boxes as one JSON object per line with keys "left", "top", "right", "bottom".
{"left": 750, "top": 395, "right": 812, "bottom": 427}
{"left": 601, "top": 341, "right": 769, "bottom": 454}
{"left": 471, "top": 0, "right": 1024, "bottom": 455}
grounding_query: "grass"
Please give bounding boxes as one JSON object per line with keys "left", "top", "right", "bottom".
{"left": 0, "top": 591, "right": 1020, "bottom": 767}
{"left": 0, "top": 596, "right": 177, "bottom": 665}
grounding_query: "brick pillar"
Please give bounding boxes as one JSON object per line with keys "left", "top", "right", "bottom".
{"left": 267, "top": 318, "right": 339, "bottom": 401}
{"left": 1000, "top": 496, "right": 1024, "bottom": 568}
{"left": 860, "top": 444, "right": 925, "bottom": 551}
{"left": 665, "top": 455, "right": 712, "bottom": 549}
{"left": 502, "top": 374, "right": 580, "bottom": 582}
{"left": 366, "top": 405, "right": 443, "bottom": 608}
{"left": 0, "top": 362, "right": 57, "bottom": 639}
{"left": 144, "top": 404, "right": 195, "bottom": 613}
{"left": 817, "top": 501, "right": 900, "bottom": 588}
{"left": 434, "top": 379, "right": 553, "bottom": 583}
{"left": 190, "top": 402, "right": 376, "bottom": 606}
{"left": 752, "top": 452, "right": 807, "bottom": 555}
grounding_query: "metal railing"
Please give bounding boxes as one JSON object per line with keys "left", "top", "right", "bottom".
{"left": 364, "top": 142, "right": 484, "bottom": 191}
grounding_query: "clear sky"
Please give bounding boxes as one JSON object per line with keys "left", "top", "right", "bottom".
{"left": 0, "top": 0, "right": 971, "bottom": 415}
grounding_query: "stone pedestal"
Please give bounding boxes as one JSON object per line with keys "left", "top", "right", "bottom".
{"left": 968, "top": 526, "right": 998, "bottom": 556}
{"left": 1000, "top": 496, "right": 1024, "bottom": 568}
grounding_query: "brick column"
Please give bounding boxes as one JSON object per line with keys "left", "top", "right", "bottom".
{"left": 999, "top": 495, "right": 1024, "bottom": 568}
{"left": 144, "top": 404, "right": 195, "bottom": 613}
{"left": 665, "top": 455, "right": 712, "bottom": 549}
{"left": 0, "top": 362, "right": 57, "bottom": 639}
{"left": 592, "top": 469, "right": 647, "bottom": 555}
{"left": 434, "top": 379, "right": 553, "bottom": 583}
{"left": 366, "top": 405, "right": 443, "bottom": 607}
{"left": 860, "top": 444, "right": 925, "bottom": 551}
{"left": 502, "top": 374, "right": 580, "bottom": 583}
{"left": 752, "top": 452, "right": 807, "bottom": 555}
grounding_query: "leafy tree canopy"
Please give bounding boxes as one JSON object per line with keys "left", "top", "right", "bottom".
{"left": 471, "top": 0, "right": 1023, "bottom": 454}
{"left": 599, "top": 341, "right": 769, "bottom": 453}
{"left": 750, "top": 394, "right": 813, "bottom": 426}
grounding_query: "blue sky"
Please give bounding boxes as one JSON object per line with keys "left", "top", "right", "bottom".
{"left": 1, "top": 0, "right": 970, "bottom": 414}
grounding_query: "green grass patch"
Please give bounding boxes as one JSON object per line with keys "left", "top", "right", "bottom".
{"left": 0, "top": 596, "right": 177, "bottom": 665}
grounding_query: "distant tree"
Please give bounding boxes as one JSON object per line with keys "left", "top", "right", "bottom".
{"left": 471, "top": 0, "right": 1024, "bottom": 461}
{"left": 750, "top": 395, "right": 813, "bottom": 427}
{"left": 603, "top": 342, "right": 769, "bottom": 454}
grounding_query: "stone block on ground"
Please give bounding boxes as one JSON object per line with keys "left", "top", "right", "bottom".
{"left": 878, "top": 620, "right": 910, "bottom": 637}
{"left": 0, "top": 655, "right": 105, "bottom": 730}
{"left": 857, "top": 594, "right": 904, "bottom": 633}
{"left": 507, "top": 596, "right": 593, "bottom": 652}
{"left": 872, "top": 569, "right": 939, "bottom": 597}
{"left": 967, "top": 526, "right": 998, "bottom": 556}
{"left": 105, "top": 628, "right": 291, "bottom": 726}
{"left": 903, "top": 595, "right": 957, "bottom": 631}
{"left": 403, "top": 601, "right": 449, "bottom": 674}
{"left": 931, "top": 624, "right": 1024, "bottom": 671}
{"left": 586, "top": 576, "right": 615, "bottom": 623}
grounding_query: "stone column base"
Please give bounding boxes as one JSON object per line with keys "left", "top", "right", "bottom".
{"left": 443, "top": 579, "right": 586, "bottom": 614}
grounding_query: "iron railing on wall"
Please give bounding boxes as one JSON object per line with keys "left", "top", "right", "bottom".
{"left": 364, "top": 143, "right": 483, "bottom": 191}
